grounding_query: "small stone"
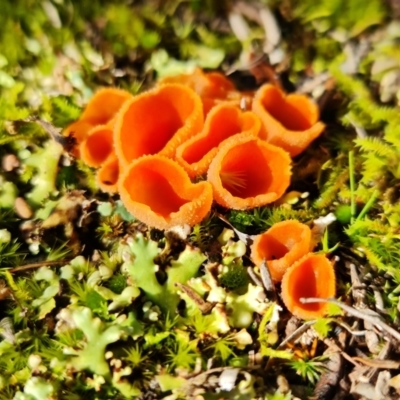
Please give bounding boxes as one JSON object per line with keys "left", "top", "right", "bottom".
{"left": 2, "top": 154, "right": 19, "bottom": 172}
{"left": 14, "top": 197, "right": 33, "bottom": 219}
{"left": 277, "top": 374, "right": 290, "bottom": 394}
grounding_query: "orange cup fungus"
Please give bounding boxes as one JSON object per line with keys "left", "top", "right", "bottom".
{"left": 80, "top": 121, "right": 115, "bottom": 168}
{"left": 250, "top": 220, "right": 313, "bottom": 283}
{"left": 114, "top": 83, "right": 204, "bottom": 168}
{"left": 96, "top": 153, "right": 120, "bottom": 193}
{"left": 159, "top": 68, "right": 250, "bottom": 114}
{"left": 281, "top": 253, "right": 336, "bottom": 319}
{"left": 68, "top": 69, "right": 329, "bottom": 239}
{"left": 119, "top": 155, "right": 213, "bottom": 230}
{"left": 79, "top": 119, "right": 121, "bottom": 193}
{"left": 175, "top": 103, "right": 261, "bottom": 178}
{"left": 64, "top": 88, "right": 132, "bottom": 150}
{"left": 207, "top": 135, "right": 291, "bottom": 209}
{"left": 252, "top": 84, "right": 325, "bottom": 157}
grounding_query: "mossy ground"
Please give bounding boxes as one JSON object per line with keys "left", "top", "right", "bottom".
{"left": 1, "top": 1, "right": 400, "bottom": 399}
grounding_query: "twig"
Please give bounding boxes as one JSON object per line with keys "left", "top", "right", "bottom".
{"left": 299, "top": 297, "right": 400, "bottom": 342}
{"left": 9, "top": 259, "right": 71, "bottom": 273}
{"left": 260, "top": 259, "right": 277, "bottom": 302}
{"left": 323, "top": 338, "right": 361, "bottom": 367}
{"left": 366, "top": 340, "right": 391, "bottom": 380}
{"left": 175, "top": 283, "right": 215, "bottom": 314}
{"left": 335, "top": 320, "right": 366, "bottom": 337}
{"left": 277, "top": 320, "right": 316, "bottom": 349}
{"left": 247, "top": 267, "right": 263, "bottom": 287}
{"left": 23, "top": 116, "right": 69, "bottom": 147}
{"left": 353, "top": 356, "right": 400, "bottom": 369}
{"left": 215, "top": 213, "right": 253, "bottom": 246}
{"left": 371, "top": 285, "right": 385, "bottom": 313}
{"left": 348, "top": 262, "right": 367, "bottom": 307}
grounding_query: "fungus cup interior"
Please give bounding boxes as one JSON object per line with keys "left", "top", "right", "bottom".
{"left": 255, "top": 85, "right": 318, "bottom": 131}
{"left": 251, "top": 220, "right": 312, "bottom": 282}
{"left": 252, "top": 84, "right": 325, "bottom": 157}
{"left": 281, "top": 253, "right": 336, "bottom": 320}
{"left": 115, "top": 84, "right": 203, "bottom": 166}
{"left": 97, "top": 155, "right": 120, "bottom": 193}
{"left": 80, "top": 125, "right": 114, "bottom": 167}
{"left": 207, "top": 136, "right": 291, "bottom": 209}
{"left": 175, "top": 106, "right": 261, "bottom": 178}
{"left": 119, "top": 155, "right": 213, "bottom": 229}
{"left": 178, "top": 105, "right": 259, "bottom": 165}
{"left": 220, "top": 141, "right": 273, "bottom": 198}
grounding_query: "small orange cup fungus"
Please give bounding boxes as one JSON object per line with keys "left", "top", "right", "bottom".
{"left": 160, "top": 68, "right": 235, "bottom": 97}
{"left": 80, "top": 88, "right": 133, "bottom": 126}
{"left": 80, "top": 122, "right": 114, "bottom": 168}
{"left": 175, "top": 104, "right": 261, "bottom": 178}
{"left": 96, "top": 154, "right": 120, "bottom": 193}
{"left": 63, "top": 120, "right": 95, "bottom": 147}
{"left": 159, "top": 68, "right": 248, "bottom": 114}
{"left": 114, "top": 84, "right": 204, "bottom": 168}
{"left": 207, "top": 135, "right": 291, "bottom": 209}
{"left": 252, "top": 84, "right": 325, "bottom": 157}
{"left": 250, "top": 220, "right": 313, "bottom": 282}
{"left": 119, "top": 155, "right": 213, "bottom": 230}
{"left": 281, "top": 253, "right": 336, "bottom": 320}
{"left": 63, "top": 88, "right": 132, "bottom": 155}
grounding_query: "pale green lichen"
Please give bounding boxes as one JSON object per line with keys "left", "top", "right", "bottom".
{"left": 31, "top": 267, "right": 60, "bottom": 319}
{"left": 24, "top": 140, "right": 63, "bottom": 207}
{"left": 64, "top": 307, "right": 125, "bottom": 376}
{"left": 122, "top": 234, "right": 206, "bottom": 314}
{"left": 226, "top": 284, "right": 269, "bottom": 329}
{"left": 13, "top": 377, "right": 55, "bottom": 400}
{"left": 0, "top": 177, "right": 18, "bottom": 209}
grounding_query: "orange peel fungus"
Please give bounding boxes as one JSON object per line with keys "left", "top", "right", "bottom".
{"left": 64, "top": 88, "right": 132, "bottom": 152}
{"left": 114, "top": 83, "right": 204, "bottom": 168}
{"left": 79, "top": 119, "right": 121, "bottom": 193}
{"left": 207, "top": 135, "right": 291, "bottom": 209}
{"left": 96, "top": 153, "right": 120, "bottom": 193}
{"left": 250, "top": 220, "right": 313, "bottom": 283}
{"left": 159, "top": 68, "right": 242, "bottom": 114}
{"left": 119, "top": 155, "right": 213, "bottom": 230}
{"left": 175, "top": 104, "right": 261, "bottom": 178}
{"left": 252, "top": 84, "right": 325, "bottom": 157}
{"left": 79, "top": 120, "right": 115, "bottom": 168}
{"left": 281, "top": 253, "right": 336, "bottom": 320}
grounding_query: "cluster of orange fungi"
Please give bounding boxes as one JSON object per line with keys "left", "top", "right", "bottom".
{"left": 65, "top": 67, "right": 335, "bottom": 319}
{"left": 250, "top": 220, "right": 336, "bottom": 319}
